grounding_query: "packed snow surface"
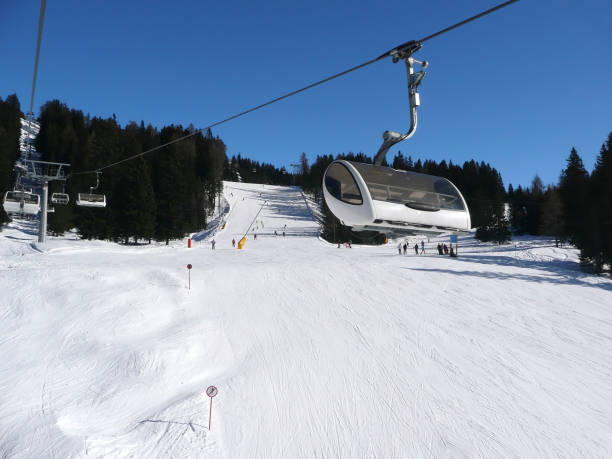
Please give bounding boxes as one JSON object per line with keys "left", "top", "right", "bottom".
{"left": 1, "top": 182, "right": 611, "bottom": 457}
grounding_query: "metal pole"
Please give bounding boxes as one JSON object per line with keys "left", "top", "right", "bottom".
{"left": 38, "top": 179, "right": 48, "bottom": 243}
{"left": 208, "top": 397, "right": 213, "bottom": 430}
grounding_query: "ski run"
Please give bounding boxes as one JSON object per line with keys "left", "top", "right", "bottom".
{"left": 1, "top": 181, "right": 612, "bottom": 457}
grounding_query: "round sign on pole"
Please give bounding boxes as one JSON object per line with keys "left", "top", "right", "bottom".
{"left": 187, "top": 264, "right": 192, "bottom": 270}
{"left": 206, "top": 386, "right": 218, "bottom": 397}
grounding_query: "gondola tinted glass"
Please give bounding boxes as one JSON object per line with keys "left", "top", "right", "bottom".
{"left": 324, "top": 163, "right": 363, "bottom": 205}
{"left": 350, "top": 163, "right": 464, "bottom": 211}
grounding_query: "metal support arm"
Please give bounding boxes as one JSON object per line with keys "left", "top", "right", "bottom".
{"left": 374, "top": 55, "right": 428, "bottom": 166}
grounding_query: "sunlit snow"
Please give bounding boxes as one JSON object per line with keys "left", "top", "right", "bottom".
{"left": 1, "top": 181, "right": 611, "bottom": 457}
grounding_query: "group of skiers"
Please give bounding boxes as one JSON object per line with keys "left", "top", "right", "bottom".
{"left": 436, "top": 243, "right": 455, "bottom": 256}
{"left": 225, "top": 222, "right": 290, "bottom": 248}
{"left": 397, "top": 240, "right": 457, "bottom": 257}
{"left": 398, "top": 240, "right": 426, "bottom": 255}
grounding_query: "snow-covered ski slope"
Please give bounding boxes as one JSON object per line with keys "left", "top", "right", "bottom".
{"left": 1, "top": 181, "right": 611, "bottom": 457}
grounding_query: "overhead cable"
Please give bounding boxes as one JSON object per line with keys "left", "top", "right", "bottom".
{"left": 70, "top": 0, "right": 519, "bottom": 177}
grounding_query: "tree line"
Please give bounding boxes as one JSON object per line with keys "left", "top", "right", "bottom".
{"left": 1, "top": 94, "right": 611, "bottom": 273}
{"left": 295, "top": 140, "right": 612, "bottom": 276}
{"left": 0, "top": 95, "right": 22, "bottom": 225}
{"left": 35, "top": 99, "right": 229, "bottom": 244}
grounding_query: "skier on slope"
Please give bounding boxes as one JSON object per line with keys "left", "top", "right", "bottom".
{"left": 397, "top": 242, "right": 402, "bottom": 255}
{"left": 232, "top": 238, "right": 236, "bottom": 248}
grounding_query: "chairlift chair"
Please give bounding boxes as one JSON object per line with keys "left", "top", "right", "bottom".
{"left": 322, "top": 50, "right": 471, "bottom": 237}
{"left": 76, "top": 171, "right": 106, "bottom": 208}
{"left": 2, "top": 190, "right": 41, "bottom": 215}
{"left": 76, "top": 193, "right": 106, "bottom": 207}
{"left": 51, "top": 192, "right": 69, "bottom": 205}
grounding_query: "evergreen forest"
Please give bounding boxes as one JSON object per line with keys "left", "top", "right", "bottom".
{"left": 1, "top": 94, "right": 611, "bottom": 273}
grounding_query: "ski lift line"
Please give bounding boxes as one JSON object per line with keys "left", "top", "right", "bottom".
{"left": 68, "top": 0, "right": 519, "bottom": 178}
{"left": 241, "top": 200, "right": 267, "bottom": 241}
{"left": 69, "top": 56, "right": 380, "bottom": 177}
{"left": 419, "top": 0, "right": 519, "bottom": 44}
{"left": 29, "top": 0, "right": 46, "bottom": 117}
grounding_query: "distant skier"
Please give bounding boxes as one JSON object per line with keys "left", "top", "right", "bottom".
{"left": 437, "top": 243, "right": 443, "bottom": 255}
{"left": 450, "top": 244, "right": 456, "bottom": 257}
{"left": 282, "top": 231, "right": 285, "bottom": 237}
{"left": 232, "top": 238, "right": 236, "bottom": 248}
{"left": 420, "top": 240, "right": 425, "bottom": 254}
{"left": 443, "top": 243, "right": 449, "bottom": 255}
{"left": 403, "top": 243, "right": 407, "bottom": 256}
{"left": 211, "top": 239, "right": 216, "bottom": 250}
{"left": 254, "top": 233, "right": 257, "bottom": 240}
{"left": 414, "top": 243, "right": 419, "bottom": 255}
{"left": 397, "top": 242, "right": 402, "bottom": 255}
{"left": 274, "top": 230, "right": 278, "bottom": 236}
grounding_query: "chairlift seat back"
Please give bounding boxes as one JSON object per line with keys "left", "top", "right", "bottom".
{"left": 76, "top": 193, "right": 106, "bottom": 208}
{"left": 51, "top": 193, "right": 69, "bottom": 205}
{"left": 2, "top": 191, "right": 41, "bottom": 215}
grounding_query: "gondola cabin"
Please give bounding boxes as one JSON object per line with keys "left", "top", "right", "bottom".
{"left": 2, "top": 190, "right": 41, "bottom": 215}
{"left": 323, "top": 160, "right": 470, "bottom": 236}
{"left": 76, "top": 193, "right": 106, "bottom": 208}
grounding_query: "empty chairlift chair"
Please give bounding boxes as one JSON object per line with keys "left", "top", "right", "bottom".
{"left": 50, "top": 192, "right": 69, "bottom": 205}
{"left": 2, "top": 190, "right": 41, "bottom": 215}
{"left": 76, "top": 170, "right": 106, "bottom": 208}
{"left": 76, "top": 192, "right": 106, "bottom": 208}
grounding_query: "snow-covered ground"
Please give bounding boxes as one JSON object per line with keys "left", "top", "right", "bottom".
{"left": 1, "top": 181, "right": 611, "bottom": 457}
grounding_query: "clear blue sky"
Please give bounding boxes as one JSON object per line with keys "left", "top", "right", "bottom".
{"left": 1, "top": 0, "right": 611, "bottom": 188}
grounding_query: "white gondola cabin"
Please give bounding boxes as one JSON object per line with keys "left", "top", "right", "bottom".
{"left": 76, "top": 193, "right": 106, "bottom": 208}
{"left": 50, "top": 192, "right": 69, "bottom": 205}
{"left": 2, "top": 190, "right": 41, "bottom": 215}
{"left": 323, "top": 160, "right": 470, "bottom": 236}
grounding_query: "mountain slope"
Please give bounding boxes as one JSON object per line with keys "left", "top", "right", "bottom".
{"left": 1, "top": 182, "right": 611, "bottom": 457}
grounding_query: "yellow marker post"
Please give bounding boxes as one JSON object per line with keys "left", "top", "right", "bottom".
{"left": 237, "top": 237, "right": 246, "bottom": 249}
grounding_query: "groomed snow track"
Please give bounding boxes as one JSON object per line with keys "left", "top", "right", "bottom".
{"left": 1, "top": 181, "right": 612, "bottom": 457}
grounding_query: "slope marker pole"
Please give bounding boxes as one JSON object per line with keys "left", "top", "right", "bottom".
{"left": 206, "top": 385, "right": 218, "bottom": 430}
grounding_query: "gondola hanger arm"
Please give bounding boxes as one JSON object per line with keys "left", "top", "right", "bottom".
{"left": 373, "top": 55, "right": 428, "bottom": 166}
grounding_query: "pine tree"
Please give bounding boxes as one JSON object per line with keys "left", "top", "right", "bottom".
{"left": 539, "top": 187, "right": 565, "bottom": 246}
{"left": 154, "top": 127, "right": 188, "bottom": 244}
{"left": 0, "top": 95, "right": 23, "bottom": 225}
{"left": 581, "top": 133, "right": 612, "bottom": 273}
{"left": 559, "top": 148, "right": 589, "bottom": 245}
{"left": 475, "top": 205, "right": 511, "bottom": 244}
{"left": 113, "top": 125, "right": 157, "bottom": 243}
